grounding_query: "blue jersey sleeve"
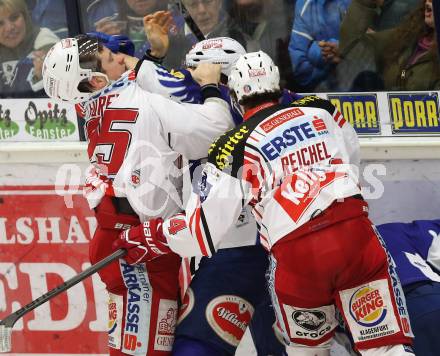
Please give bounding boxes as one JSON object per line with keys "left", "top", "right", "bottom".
{"left": 377, "top": 220, "right": 440, "bottom": 287}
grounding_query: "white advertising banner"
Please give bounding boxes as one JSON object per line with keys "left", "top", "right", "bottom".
{"left": 0, "top": 98, "right": 79, "bottom": 142}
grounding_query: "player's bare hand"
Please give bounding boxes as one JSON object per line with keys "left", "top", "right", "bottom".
{"left": 143, "top": 11, "right": 173, "bottom": 58}
{"left": 188, "top": 63, "right": 222, "bottom": 86}
{"left": 122, "top": 54, "right": 139, "bottom": 70}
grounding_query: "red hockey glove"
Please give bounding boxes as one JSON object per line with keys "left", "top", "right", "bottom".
{"left": 113, "top": 218, "right": 171, "bottom": 264}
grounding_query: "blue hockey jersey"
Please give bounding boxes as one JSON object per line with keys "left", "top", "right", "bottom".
{"left": 377, "top": 220, "right": 440, "bottom": 287}
{"left": 135, "top": 60, "right": 301, "bottom": 125}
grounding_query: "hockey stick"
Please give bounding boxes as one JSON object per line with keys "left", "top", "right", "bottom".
{"left": 171, "top": 0, "right": 206, "bottom": 41}
{"left": 0, "top": 248, "right": 126, "bottom": 353}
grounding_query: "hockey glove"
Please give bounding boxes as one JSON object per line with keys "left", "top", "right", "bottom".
{"left": 113, "top": 219, "right": 171, "bottom": 264}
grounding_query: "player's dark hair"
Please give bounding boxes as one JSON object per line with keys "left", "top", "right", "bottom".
{"left": 239, "top": 90, "right": 282, "bottom": 108}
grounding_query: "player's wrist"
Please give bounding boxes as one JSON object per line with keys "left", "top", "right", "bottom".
{"left": 143, "top": 49, "right": 165, "bottom": 64}
{"left": 201, "top": 84, "right": 221, "bottom": 100}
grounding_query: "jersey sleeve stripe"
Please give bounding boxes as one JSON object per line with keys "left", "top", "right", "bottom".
{"left": 200, "top": 206, "right": 216, "bottom": 256}
{"left": 193, "top": 203, "right": 209, "bottom": 256}
{"left": 338, "top": 118, "right": 346, "bottom": 128}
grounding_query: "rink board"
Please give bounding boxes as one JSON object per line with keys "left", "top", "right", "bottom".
{"left": 0, "top": 159, "right": 439, "bottom": 354}
{"left": 0, "top": 184, "right": 109, "bottom": 354}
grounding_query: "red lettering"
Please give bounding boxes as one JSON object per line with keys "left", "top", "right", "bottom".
{"left": 322, "top": 142, "right": 331, "bottom": 159}
{"left": 365, "top": 300, "right": 376, "bottom": 315}
{"left": 281, "top": 156, "right": 290, "bottom": 175}
{"left": 402, "top": 318, "right": 410, "bottom": 333}
{"left": 300, "top": 148, "right": 309, "bottom": 165}
{"left": 375, "top": 296, "right": 383, "bottom": 308}
{"left": 308, "top": 144, "right": 318, "bottom": 163}
{"left": 355, "top": 307, "right": 364, "bottom": 320}
{"left": 109, "top": 309, "right": 117, "bottom": 319}
{"left": 97, "top": 96, "right": 106, "bottom": 117}
{"left": 124, "top": 334, "right": 137, "bottom": 351}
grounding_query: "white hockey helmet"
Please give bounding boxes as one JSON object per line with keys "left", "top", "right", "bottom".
{"left": 228, "top": 51, "right": 280, "bottom": 103}
{"left": 42, "top": 36, "right": 109, "bottom": 103}
{"left": 185, "top": 37, "right": 246, "bottom": 76}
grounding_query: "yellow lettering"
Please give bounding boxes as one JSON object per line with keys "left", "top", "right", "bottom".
{"left": 426, "top": 100, "right": 439, "bottom": 127}
{"left": 391, "top": 98, "right": 403, "bottom": 130}
{"left": 365, "top": 101, "right": 377, "bottom": 128}
{"left": 330, "top": 98, "right": 341, "bottom": 113}
{"left": 414, "top": 101, "right": 426, "bottom": 127}
{"left": 353, "top": 101, "right": 366, "bottom": 128}
{"left": 293, "top": 96, "right": 318, "bottom": 106}
{"left": 216, "top": 154, "right": 229, "bottom": 169}
{"left": 229, "top": 136, "right": 239, "bottom": 144}
{"left": 403, "top": 101, "right": 415, "bottom": 127}
{"left": 342, "top": 102, "right": 354, "bottom": 127}
{"left": 222, "top": 147, "right": 232, "bottom": 156}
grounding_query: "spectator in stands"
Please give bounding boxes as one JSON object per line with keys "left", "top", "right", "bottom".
{"left": 327, "top": 0, "right": 420, "bottom": 92}
{"left": 84, "top": 0, "right": 173, "bottom": 58}
{"left": 435, "top": 0, "right": 440, "bottom": 58}
{"left": 373, "top": 0, "right": 420, "bottom": 30}
{"left": 0, "top": 0, "right": 58, "bottom": 97}
{"left": 229, "top": 0, "right": 294, "bottom": 88}
{"left": 164, "top": 0, "right": 246, "bottom": 68}
{"left": 340, "top": 0, "right": 440, "bottom": 91}
{"left": 26, "top": 0, "right": 68, "bottom": 37}
{"left": 288, "top": 0, "right": 350, "bottom": 92}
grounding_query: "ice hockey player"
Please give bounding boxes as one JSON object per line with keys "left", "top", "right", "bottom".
{"left": 42, "top": 34, "right": 234, "bottom": 355}
{"left": 377, "top": 220, "right": 440, "bottom": 356}
{"left": 106, "top": 11, "right": 294, "bottom": 355}
{"left": 114, "top": 51, "right": 415, "bottom": 356}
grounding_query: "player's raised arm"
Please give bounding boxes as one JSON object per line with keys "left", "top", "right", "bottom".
{"left": 147, "top": 63, "right": 234, "bottom": 159}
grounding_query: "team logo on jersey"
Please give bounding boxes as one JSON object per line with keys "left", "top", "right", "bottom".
{"left": 25, "top": 101, "right": 76, "bottom": 140}
{"left": 198, "top": 171, "right": 212, "bottom": 203}
{"left": 130, "top": 169, "right": 141, "bottom": 187}
{"left": 154, "top": 299, "right": 178, "bottom": 351}
{"left": 177, "top": 287, "right": 195, "bottom": 324}
{"left": 292, "top": 310, "right": 326, "bottom": 331}
{"left": 2, "top": 60, "right": 18, "bottom": 86}
{"left": 349, "top": 286, "right": 387, "bottom": 327}
{"left": 312, "top": 117, "right": 328, "bottom": 133}
{"left": 0, "top": 104, "right": 19, "bottom": 140}
{"left": 206, "top": 295, "right": 254, "bottom": 346}
{"left": 235, "top": 207, "right": 249, "bottom": 227}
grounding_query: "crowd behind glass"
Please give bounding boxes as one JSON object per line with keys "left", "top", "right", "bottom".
{"left": 0, "top": 0, "right": 437, "bottom": 99}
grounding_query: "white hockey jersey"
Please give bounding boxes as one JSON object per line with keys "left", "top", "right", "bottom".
{"left": 162, "top": 96, "right": 363, "bottom": 257}
{"left": 133, "top": 59, "right": 259, "bottom": 250}
{"left": 80, "top": 63, "right": 234, "bottom": 221}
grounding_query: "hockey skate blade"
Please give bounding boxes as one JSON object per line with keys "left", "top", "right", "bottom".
{"left": 0, "top": 325, "right": 12, "bottom": 352}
